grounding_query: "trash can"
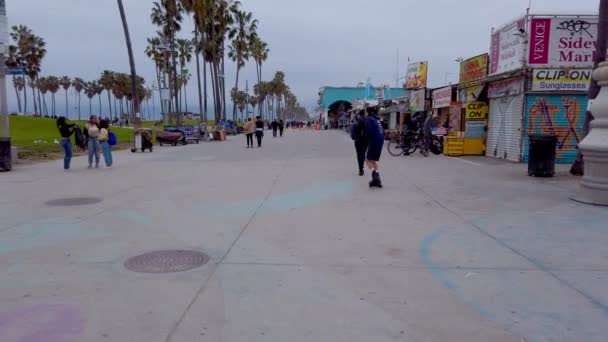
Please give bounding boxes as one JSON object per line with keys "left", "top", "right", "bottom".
{"left": 528, "top": 134, "right": 557, "bottom": 177}
{"left": 0, "top": 137, "right": 12, "bottom": 171}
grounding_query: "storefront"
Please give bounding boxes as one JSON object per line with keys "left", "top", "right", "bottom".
{"left": 486, "top": 77, "right": 525, "bottom": 162}
{"left": 521, "top": 15, "right": 597, "bottom": 164}
{"left": 445, "top": 54, "right": 489, "bottom": 156}
{"left": 432, "top": 86, "right": 453, "bottom": 128}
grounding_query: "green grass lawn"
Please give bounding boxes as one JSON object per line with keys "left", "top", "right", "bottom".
{"left": 8, "top": 116, "right": 136, "bottom": 160}
{"left": 7, "top": 116, "right": 219, "bottom": 160}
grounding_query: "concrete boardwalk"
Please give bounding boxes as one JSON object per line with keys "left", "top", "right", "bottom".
{"left": 1, "top": 130, "right": 607, "bottom": 342}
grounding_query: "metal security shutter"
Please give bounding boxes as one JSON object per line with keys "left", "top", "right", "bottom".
{"left": 523, "top": 94, "right": 588, "bottom": 164}
{"left": 487, "top": 94, "right": 524, "bottom": 162}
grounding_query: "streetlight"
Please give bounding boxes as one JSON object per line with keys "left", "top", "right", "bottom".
{"left": 0, "top": 0, "right": 12, "bottom": 171}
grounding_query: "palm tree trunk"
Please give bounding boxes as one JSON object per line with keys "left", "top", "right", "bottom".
{"left": 155, "top": 65, "right": 164, "bottom": 115}
{"left": 36, "top": 81, "right": 42, "bottom": 115}
{"left": 107, "top": 91, "right": 113, "bottom": 120}
{"left": 195, "top": 31, "right": 204, "bottom": 124}
{"left": 89, "top": 98, "right": 92, "bottom": 116}
{"left": 221, "top": 45, "right": 227, "bottom": 120}
{"left": 213, "top": 61, "right": 222, "bottom": 122}
{"left": 184, "top": 81, "right": 188, "bottom": 114}
{"left": 113, "top": 96, "right": 117, "bottom": 120}
{"left": 52, "top": 94, "right": 56, "bottom": 116}
{"left": 42, "top": 93, "right": 47, "bottom": 116}
{"left": 23, "top": 77, "right": 28, "bottom": 113}
{"left": 117, "top": 0, "right": 140, "bottom": 126}
{"left": 98, "top": 94, "right": 102, "bottom": 116}
{"left": 65, "top": 90, "right": 69, "bottom": 117}
{"left": 232, "top": 66, "right": 240, "bottom": 121}
{"left": 203, "top": 59, "right": 208, "bottom": 122}
{"left": 78, "top": 93, "right": 82, "bottom": 121}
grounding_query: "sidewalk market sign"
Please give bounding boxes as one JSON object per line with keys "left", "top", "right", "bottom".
{"left": 528, "top": 16, "right": 598, "bottom": 68}
{"left": 490, "top": 17, "right": 526, "bottom": 75}
{"left": 432, "top": 86, "right": 452, "bottom": 109}
{"left": 406, "top": 61, "right": 428, "bottom": 89}
{"left": 531, "top": 69, "right": 592, "bottom": 92}
{"left": 460, "top": 54, "right": 489, "bottom": 84}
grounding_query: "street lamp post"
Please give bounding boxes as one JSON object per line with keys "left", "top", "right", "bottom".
{"left": 0, "top": 0, "right": 12, "bottom": 171}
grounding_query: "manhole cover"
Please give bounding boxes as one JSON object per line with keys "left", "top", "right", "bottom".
{"left": 45, "top": 197, "right": 103, "bottom": 206}
{"left": 124, "top": 250, "right": 209, "bottom": 274}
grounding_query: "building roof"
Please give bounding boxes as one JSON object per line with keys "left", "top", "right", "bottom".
{"left": 318, "top": 86, "right": 405, "bottom": 109}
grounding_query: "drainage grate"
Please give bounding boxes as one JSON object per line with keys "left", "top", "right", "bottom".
{"left": 124, "top": 250, "right": 210, "bottom": 274}
{"left": 45, "top": 197, "right": 103, "bottom": 206}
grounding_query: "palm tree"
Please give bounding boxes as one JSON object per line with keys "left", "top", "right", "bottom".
{"left": 11, "top": 25, "right": 46, "bottom": 115}
{"left": 145, "top": 36, "right": 165, "bottom": 114}
{"left": 85, "top": 81, "right": 97, "bottom": 116}
{"left": 12, "top": 77, "right": 25, "bottom": 113}
{"left": 250, "top": 35, "right": 269, "bottom": 115}
{"left": 118, "top": 0, "right": 142, "bottom": 125}
{"left": 37, "top": 77, "right": 50, "bottom": 116}
{"left": 46, "top": 76, "right": 60, "bottom": 117}
{"left": 6, "top": 45, "right": 26, "bottom": 113}
{"left": 151, "top": 0, "right": 183, "bottom": 115}
{"left": 176, "top": 38, "right": 192, "bottom": 112}
{"left": 72, "top": 78, "right": 85, "bottom": 120}
{"left": 228, "top": 8, "right": 257, "bottom": 121}
{"left": 99, "top": 70, "right": 115, "bottom": 120}
{"left": 59, "top": 76, "right": 71, "bottom": 117}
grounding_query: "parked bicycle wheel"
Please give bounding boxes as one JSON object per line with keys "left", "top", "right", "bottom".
{"left": 387, "top": 138, "right": 404, "bottom": 157}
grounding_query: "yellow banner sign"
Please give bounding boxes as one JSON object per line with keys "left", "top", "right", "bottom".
{"left": 465, "top": 102, "right": 488, "bottom": 120}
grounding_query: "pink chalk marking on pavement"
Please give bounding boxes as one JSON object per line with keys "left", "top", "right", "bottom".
{"left": 0, "top": 303, "right": 84, "bottom": 342}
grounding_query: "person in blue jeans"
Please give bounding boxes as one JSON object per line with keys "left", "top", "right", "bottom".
{"left": 56, "top": 117, "right": 76, "bottom": 170}
{"left": 365, "top": 107, "right": 385, "bottom": 188}
{"left": 84, "top": 115, "right": 101, "bottom": 168}
{"left": 99, "top": 119, "right": 113, "bottom": 167}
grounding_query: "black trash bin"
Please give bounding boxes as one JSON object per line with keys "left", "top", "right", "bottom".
{"left": 0, "top": 137, "right": 12, "bottom": 171}
{"left": 528, "top": 134, "right": 557, "bottom": 177}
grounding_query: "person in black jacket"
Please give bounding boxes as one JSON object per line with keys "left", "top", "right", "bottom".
{"left": 279, "top": 119, "right": 285, "bottom": 137}
{"left": 365, "top": 107, "right": 385, "bottom": 188}
{"left": 271, "top": 119, "right": 279, "bottom": 137}
{"left": 350, "top": 110, "right": 368, "bottom": 176}
{"left": 56, "top": 117, "right": 76, "bottom": 170}
{"left": 255, "top": 116, "right": 265, "bottom": 147}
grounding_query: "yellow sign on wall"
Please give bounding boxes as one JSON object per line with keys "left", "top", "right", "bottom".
{"left": 465, "top": 102, "right": 488, "bottom": 120}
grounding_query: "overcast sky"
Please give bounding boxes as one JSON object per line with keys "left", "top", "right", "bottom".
{"left": 6, "top": 0, "right": 600, "bottom": 116}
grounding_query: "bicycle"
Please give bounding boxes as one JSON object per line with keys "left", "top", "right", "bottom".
{"left": 387, "top": 131, "right": 428, "bottom": 157}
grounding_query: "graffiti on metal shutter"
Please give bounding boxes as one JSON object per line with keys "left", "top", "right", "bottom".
{"left": 523, "top": 95, "right": 587, "bottom": 163}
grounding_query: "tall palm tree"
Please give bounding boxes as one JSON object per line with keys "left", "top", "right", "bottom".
{"left": 176, "top": 38, "right": 192, "bottom": 112}
{"left": 228, "top": 8, "right": 257, "bottom": 121}
{"left": 37, "top": 77, "right": 50, "bottom": 116}
{"left": 145, "top": 36, "right": 165, "bottom": 114}
{"left": 85, "top": 82, "right": 96, "bottom": 116}
{"left": 46, "top": 76, "right": 60, "bottom": 117}
{"left": 99, "top": 70, "right": 115, "bottom": 120}
{"left": 6, "top": 45, "right": 25, "bottom": 113}
{"left": 59, "top": 76, "right": 71, "bottom": 117}
{"left": 118, "top": 0, "right": 142, "bottom": 124}
{"left": 151, "top": 0, "right": 183, "bottom": 115}
{"left": 250, "top": 36, "right": 269, "bottom": 116}
{"left": 72, "top": 78, "right": 85, "bottom": 120}
{"left": 11, "top": 25, "right": 46, "bottom": 115}
{"left": 12, "top": 77, "right": 25, "bottom": 113}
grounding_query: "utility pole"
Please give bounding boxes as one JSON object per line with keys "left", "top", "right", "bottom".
{"left": 0, "top": 0, "right": 12, "bottom": 171}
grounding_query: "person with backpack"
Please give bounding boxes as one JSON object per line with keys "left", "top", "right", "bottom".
{"left": 350, "top": 110, "right": 368, "bottom": 176}
{"left": 98, "top": 119, "right": 114, "bottom": 167}
{"left": 365, "top": 107, "right": 385, "bottom": 188}
{"left": 56, "top": 117, "right": 77, "bottom": 170}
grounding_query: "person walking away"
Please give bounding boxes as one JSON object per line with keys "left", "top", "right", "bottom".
{"left": 98, "top": 119, "right": 113, "bottom": 167}
{"left": 279, "top": 119, "right": 285, "bottom": 137}
{"left": 350, "top": 110, "right": 368, "bottom": 176}
{"left": 365, "top": 108, "right": 385, "bottom": 188}
{"left": 255, "top": 116, "right": 265, "bottom": 147}
{"left": 244, "top": 118, "right": 255, "bottom": 148}
{"left": 84, "top": 115, "right": 101, "bottom": 169}
{"left": 422, "top": 113, "right": 438, "bottom": 155}
{"left": 271, "top": 119, "right": 279, "bottom": 137}
{"left": 57, "top": 117, "right": 76, "bottom": 170}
